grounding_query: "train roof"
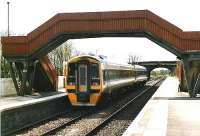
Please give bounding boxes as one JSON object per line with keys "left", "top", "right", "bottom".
{"left": 67, "top": 55, "right": 99, "bottom": 63}
{"left": 133, "top": 65, "right": 147, "bottom": 71}
{"left": 102, "top": 62, "right": 146, "bottom": 71}
{"left": 67, "top": 55, "right": 146, "bottom": 71}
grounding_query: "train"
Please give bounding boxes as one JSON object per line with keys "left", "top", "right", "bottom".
{"left": 64, "top": 55, "right": 148, "bottom": 106}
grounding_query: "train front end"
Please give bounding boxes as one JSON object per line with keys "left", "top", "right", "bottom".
{"left": 64, "top": 56, "right": 102, "bottom": 106}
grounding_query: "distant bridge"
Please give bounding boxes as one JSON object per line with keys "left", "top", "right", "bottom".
{"left": 137, "top": 61, "right": 177, "bottom": 71}
{"left": 130, "top": 61, "right": 177, "bottom": 79}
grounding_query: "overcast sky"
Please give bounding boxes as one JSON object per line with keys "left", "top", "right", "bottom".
{"left": 1, "top": 0, "right": 200, "bottom": 63}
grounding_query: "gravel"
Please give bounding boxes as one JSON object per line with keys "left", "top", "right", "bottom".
{"left": 54, "top": 80, "right": 159, "bottom": 136}
{"left": 15, "top": 109, "right": 85, "bottom": 136}
{"left": 15, "top": 78, "right": 163, "bottom": 136}
{"left": 95, "top": 78, "right": 164, "bottom": 136}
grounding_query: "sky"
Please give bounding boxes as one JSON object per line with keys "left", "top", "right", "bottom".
{"left": 1, "top": 0, "right": 200, "bottom": 64}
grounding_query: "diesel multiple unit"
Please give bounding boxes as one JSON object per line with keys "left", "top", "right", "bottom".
{"left": 64, "top": 55, "right": 148, "bottom": 106}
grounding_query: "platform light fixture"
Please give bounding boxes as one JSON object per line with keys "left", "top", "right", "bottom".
{"left": 7, "top": 1, "right": 10, "bottom": 36}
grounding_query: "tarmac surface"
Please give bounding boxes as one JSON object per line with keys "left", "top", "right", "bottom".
{"left": 123, "top": 77, "right": 200, "bottom": 136}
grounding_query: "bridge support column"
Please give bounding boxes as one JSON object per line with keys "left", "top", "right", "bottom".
{"left": 168, "top": 67, "right": 176, "bottom": 76}
{"left": 146, "top": 67, "right": 153, "bottom": 80}
{"left": 182, "top": 56, "right": 200, "bottom": 97}
{"left": 8, "top": 61, "right": 34, "bottom": 96}
{"left": 21, "top": 62, "right": 32, "bottom": 95}
{"left": 8, "top": 58, "right": 57, "bottom": 96}
{"left": 182, "top": 59, "right": 194, "bottom": 97}
{"left": 147, "top": 71, "right": 151, "bottom": 80}
{"left": 15, "top": 62, "right": 23, "bottom": 95}
{"left": 9, "top": 62, "right": 21, "bottom": 95}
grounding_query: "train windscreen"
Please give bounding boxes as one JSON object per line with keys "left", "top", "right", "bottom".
{"left": 68, "top": 63, "right": 75, "bottom": 85}
{"left": 90, "top": 63, "right": 100, "bottom": 85}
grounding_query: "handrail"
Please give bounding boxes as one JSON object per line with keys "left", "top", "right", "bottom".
{"left": 2, "top": 10, "right": 200, "bottom": 58}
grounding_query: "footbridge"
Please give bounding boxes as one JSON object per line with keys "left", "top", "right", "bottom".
{"left": 1, "top": 10, "right": 200, "bottom": 97}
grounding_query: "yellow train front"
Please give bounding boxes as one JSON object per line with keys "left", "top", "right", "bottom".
{"left": 64, "top": 55, "right": 103, "bottom": 106}
{"left": 64, "top": 55, "right": 148, "bottom": 106}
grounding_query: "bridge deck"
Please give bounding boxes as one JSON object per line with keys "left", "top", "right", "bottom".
{"left": 2, "top": 10, "right": 200, "bottom": 60}
{"left": 123, "top": 77, "right": 200, "bottom": 136}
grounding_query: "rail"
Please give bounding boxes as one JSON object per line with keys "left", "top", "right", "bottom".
{"left": 40, "top": 110, "right": 93, "bottom": 136}
{"left": 85, "top": 77, "right": 164, "bottom": 136}
{"left": 41, "top": 114, "right": 83, "bottom": 136}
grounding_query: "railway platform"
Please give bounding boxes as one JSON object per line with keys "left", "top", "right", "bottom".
{"left": 123, "top": 77, "right": 200, "bottom": 136}
{"left": 0, "top": 89, "right": 69, "bottom": 136}
{"left": 0, "top": 89, "right": 65, "bottom": 110}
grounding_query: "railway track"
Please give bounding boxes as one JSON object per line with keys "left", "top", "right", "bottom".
{"left": 7, "top": 109, "right": 70, "bottom": 136}
{"left": 52, "top": 78, "right": 163, "bottom": 136}
{"left": 14, "top": 107, "right": 91, "bottom": 136}
{"left": 41, "top": 112, "right": 89, "bottom": 136}
{"left": 85, "top": 77, "right": 164, "bottom": 136}
{"left": 15, "top": 77, "right": 164, "bottom": 136}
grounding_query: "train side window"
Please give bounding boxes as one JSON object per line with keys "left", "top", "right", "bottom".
{"left": 90, "top": 63, "right": 100, "bottom": 85}
{"left": 68, "top": 63, "right": 75, "bottom": 85}
{"left": 103, "top": 70, "right": 106, "bottom": 81}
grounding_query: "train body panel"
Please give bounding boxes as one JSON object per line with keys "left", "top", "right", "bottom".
{"left": 103, "top": 76, "right": 147, "bottom": 94}
{"left": 64, "top": 55, "right": 148, "bottom": 106}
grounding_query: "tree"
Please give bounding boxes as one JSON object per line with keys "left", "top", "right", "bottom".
{"left": 0, "top": 31, "right": 25, "bottom": 78}
{"left": 0, "top": 36, "right": 11, "bottom": 78}
{"left": 128, "top": 53, "right": 141, "bottom": 65}
{"left": 48, "top": 41, "right": 74, "bottom": 75}
{"left": 0, "top": 56, "right": 10, "bottom": 78}
{"left": 160, "top": 69, "right": 170, "bottom": 76}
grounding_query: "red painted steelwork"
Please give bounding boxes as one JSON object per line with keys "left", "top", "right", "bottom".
{"left": 2, "top": 10, "right": 200, "bottom": 57}
{"left": 39, "top": 56, "right": 58, "bottom": 90}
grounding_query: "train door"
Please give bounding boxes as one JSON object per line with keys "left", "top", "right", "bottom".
{"left": 78, "top": 64, "right": 87, "bottom": 92}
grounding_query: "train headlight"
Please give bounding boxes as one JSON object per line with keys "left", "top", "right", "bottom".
{"left": 68, "top": 90, "right": 76, "bottom": 93}
{"left": 92, "top": 82, "right": 98, "bottom": 86}
{"left": 90, "top": 89, "right": 100, "bottom": 93}
{"left": 69, "top": 82, "right": 75, "bottom": 85}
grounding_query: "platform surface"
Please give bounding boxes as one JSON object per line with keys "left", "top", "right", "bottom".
{"left": 0, "top": 88, "right": 66, "bottom": 111}
{"left": 123, "top": 77, "right": 200, "bottom": 136}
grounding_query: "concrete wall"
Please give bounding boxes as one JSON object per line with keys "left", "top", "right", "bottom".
{"left": 0, "top": 38, "right": 16, "bottom": 96}
{"left": 1, "top": 94, "right": 70, "bottom": 136}
{"left": 0, "top": 76, "right": 64, "bottom": 97}
{"left": 0, "top": 78, "right": 16, "bottom": 96}
{"left": 58, "top": 76, "right": 65, "bottom": 89}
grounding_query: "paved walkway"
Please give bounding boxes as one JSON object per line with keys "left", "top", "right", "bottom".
{"left": 0, "top": 89, "right": 66, "bottom": 111}
{"left": 123, "top": 77, "right": 200, "bottom": 136}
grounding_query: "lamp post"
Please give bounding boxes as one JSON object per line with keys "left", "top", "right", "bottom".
{"left": 7, "top": 1, "right": 10, "bottom": 36}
